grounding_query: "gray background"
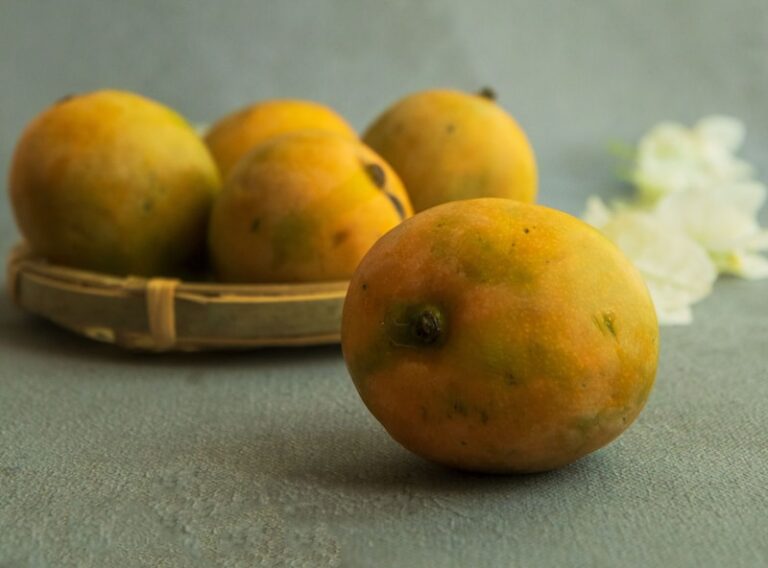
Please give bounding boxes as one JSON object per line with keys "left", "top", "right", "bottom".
{"left": 1, "top": 1, "right": 767, "bottom": 566}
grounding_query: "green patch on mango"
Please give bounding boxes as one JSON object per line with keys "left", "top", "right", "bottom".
{"left": 271, "top": 213, "right": 317, "bottom": 268}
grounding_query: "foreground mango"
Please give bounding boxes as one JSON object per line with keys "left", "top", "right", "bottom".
{"left": 342, "top": 198, "right": 658, "bottom": 473}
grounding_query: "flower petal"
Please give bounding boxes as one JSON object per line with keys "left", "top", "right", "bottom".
{"left": 655, "top": 186, "right": 762, "bottom": 252}
{"left": 746, "top": 230, "right": 768, "bottom": 251}
{"left": 655, "top": 305, "right": 693, "bottom": 326}
{"left": 589, "top": 206, "right": 717, "bottom": 325}
{"left": 582, "top": 196, "right": 613, "bottom": 229}
{"left": 712, "top": 250, "right": 768, "bottom": 279}
{"left": 695, "top": 115, "right": 745, "bottom": 153}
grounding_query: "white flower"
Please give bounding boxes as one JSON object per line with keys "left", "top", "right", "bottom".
{"left": 655, "top": 182, "right": 768, "bottom": 279}
{"left": 696, "top": 115, "right": 745, "bottom": 154}
{"left": 585, "top": 115, "right": 767, "bottom": 325}
{"left": 631, "top": 116, "right": 752, "bottom": 204}
{"left": 584, "top": 197, "right": 717, "bottom": 325}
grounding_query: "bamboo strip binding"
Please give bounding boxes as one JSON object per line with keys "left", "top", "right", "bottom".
{"left": 146, "top": 278, "right": 180, "bottom": 350}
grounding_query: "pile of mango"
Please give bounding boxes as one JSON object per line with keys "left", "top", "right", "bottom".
{"left": 9, "top": 88, "right": 535, "bottom": 282}
{"left": 8, "top": 89, "right": 658, "bottom": 473}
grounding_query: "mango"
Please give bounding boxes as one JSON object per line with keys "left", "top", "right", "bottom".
{"left": 364, "top": 89, "right": 537, "bottom": 212}
{"left": 342, "top": 198, "right": 658, "bottom": 473}
{"left": 9, "top": 90, "right": 221, "bottom": 277}
{"left": 209, "top": 131, "right": 412, "bottom": 283}
{"left": 204, "top": 99, "right": 356, "bottom": 180}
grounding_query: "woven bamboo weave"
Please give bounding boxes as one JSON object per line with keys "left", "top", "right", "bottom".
{"left": 5, "top": 244, "right": 348, "bottom": 351}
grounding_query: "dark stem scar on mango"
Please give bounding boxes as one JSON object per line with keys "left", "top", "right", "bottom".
{"left": 388, "top": 303, "right": 447, "bottom": 348}
{"left": 56, "top": 93, "right": 77, "bottom": 104}
{"left": 363, "top": 161, "right": 407, "bottom": 220}
{"left": 477, "top": 87, "right": 497, "bottom": 101}
{"left": 602, "top": 312, "right": 617, "bottom": 337}
{"left": 592, "top": 311, "right": 618, "bottom": 339}
{"left": 364, "top": 163, "right": 387, "bottom": 189}
{"left": 332, "top": 229, "right": 349, "bottom": 246}
{"left": 385, "top": 193, "right": 407, "bottom": 220}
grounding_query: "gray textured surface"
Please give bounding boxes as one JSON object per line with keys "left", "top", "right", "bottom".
{"left": 1, "top": 1, "right": 768, "bottom": 566}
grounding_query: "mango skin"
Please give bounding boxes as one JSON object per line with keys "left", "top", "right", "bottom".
{"left": 208, "top": 131, "right": 413, "bottom": 283}
{"left": 204, "top": 99, "right": 357, "bottom": 180}
{"left": 9, "top": 90, "right": 221, "bottom": 277}
{"left": 363, "top": 89, "right": 537, "bottom": 212}
{"left": 342, "top": 198, "right": 659, "bottom": 473}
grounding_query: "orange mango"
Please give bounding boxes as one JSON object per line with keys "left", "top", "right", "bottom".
{"left": 9, "top": 90, "right": 220, "bottom": 277}
{"left": 204, "top": 99, "right": 356, "bottom": 180}
{"left": 209, "top": 131, "right": 412, "bottom": 283}
{"left": 364, "top": 89, "right": 537, "bottom": 212}
{"left": 342, "top": 198, "right": 658, "bottom": 473}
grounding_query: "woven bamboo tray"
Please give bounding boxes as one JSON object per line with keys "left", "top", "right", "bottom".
{"left": 5, "top": 243, "right": 348, "bottom": 351}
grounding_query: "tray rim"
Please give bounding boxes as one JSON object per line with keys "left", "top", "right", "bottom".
{"left": 6, "top": 243, "right": 350, "bottom": 351}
